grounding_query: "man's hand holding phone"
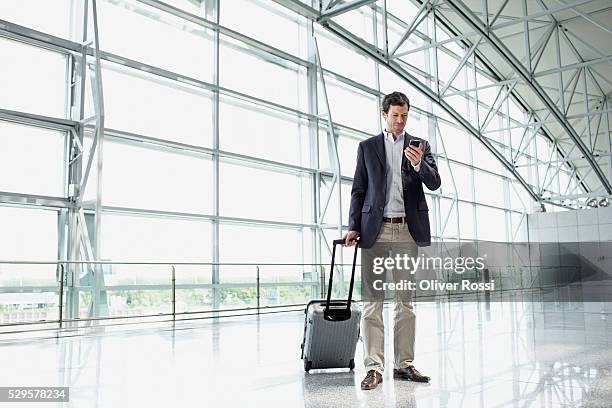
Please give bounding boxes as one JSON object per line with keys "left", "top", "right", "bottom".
{"left": 404, "top": 140, "right": 423, "bottom": 166}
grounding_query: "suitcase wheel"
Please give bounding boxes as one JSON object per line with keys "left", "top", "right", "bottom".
{"left": 304, "top": 360, "right": 312, "bottom": 372}
{"left": 349, "top": 359, "right": 355, "bottom": 370}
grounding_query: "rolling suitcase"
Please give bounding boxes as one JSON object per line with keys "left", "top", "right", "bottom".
{"left": 300, "top": 238, "right": 361, "bottom": 372}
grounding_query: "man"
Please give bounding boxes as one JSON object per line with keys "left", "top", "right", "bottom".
{"left": 343, "top": 91, "right": 441, "bottom": 390}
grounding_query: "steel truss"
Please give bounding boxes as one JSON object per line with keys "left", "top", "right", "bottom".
{"left": 273, "top": 0, "right": 612, "bottom": 209}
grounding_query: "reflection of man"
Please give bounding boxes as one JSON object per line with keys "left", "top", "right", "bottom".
{"left": 343, "top": 92, "right": 441, "bottom": 390}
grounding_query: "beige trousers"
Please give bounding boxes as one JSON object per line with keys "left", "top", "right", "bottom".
{"left": 361, "top": 222, "right": 418, "bottom": 374}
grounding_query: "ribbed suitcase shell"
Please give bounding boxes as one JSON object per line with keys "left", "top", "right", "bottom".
{"left": 300, "top": 238, "right": 360, "bottom": 372}
{"left": 301, "top": 300, "right": 361, "bottom": 371}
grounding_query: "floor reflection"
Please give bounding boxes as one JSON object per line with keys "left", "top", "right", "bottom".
{"left": 0, "top": 300, "right": 609, "bottom": 407}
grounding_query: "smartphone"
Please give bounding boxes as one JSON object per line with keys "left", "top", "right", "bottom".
{"left": 409, "top": 139, "right": 421, "bottom": 148}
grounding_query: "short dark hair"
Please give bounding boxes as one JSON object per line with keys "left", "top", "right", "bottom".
{"left": 381, "top": 91, "right": 410, "bottom": 113}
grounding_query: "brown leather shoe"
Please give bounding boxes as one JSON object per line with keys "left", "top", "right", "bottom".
{"left": 393, "top": 365, "right": 430, "bottom": 383}
{"left": 361, "top": 370, "right": 383, "bottom": 390}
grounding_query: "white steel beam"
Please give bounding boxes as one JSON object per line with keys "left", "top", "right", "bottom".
{"left": 319, "top": 0, "right": 377, "bottom": 22}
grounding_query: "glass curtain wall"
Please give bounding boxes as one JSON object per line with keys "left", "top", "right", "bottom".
{"left": 0, "top": 0, "right": 583, "bottom": 324}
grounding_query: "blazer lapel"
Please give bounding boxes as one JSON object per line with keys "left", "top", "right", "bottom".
{"left": 374, "top": 133, "right": 385, "bottom": 169}
{"left": 401, "top": 133, "right": 409, "bottom": 170}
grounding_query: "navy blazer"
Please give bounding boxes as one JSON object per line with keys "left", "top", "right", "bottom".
{"left": 348, "top": 133, "right": 441, "bottom": 249}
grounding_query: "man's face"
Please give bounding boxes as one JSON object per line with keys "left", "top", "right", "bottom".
{"left": 382, "top": 104, "right": 408, "bottom": 135}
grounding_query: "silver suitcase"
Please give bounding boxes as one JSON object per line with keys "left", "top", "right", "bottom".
{"left": 301, "top": 238, "right": 361, "bottom": 372}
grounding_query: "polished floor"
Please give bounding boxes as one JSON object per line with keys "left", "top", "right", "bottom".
{"left": 0, "top": 300, "right": 611, "bottom": 407}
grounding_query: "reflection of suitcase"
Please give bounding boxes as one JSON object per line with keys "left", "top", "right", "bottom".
{"left": 300, "top": 238, "right": 361, "bottom": 372}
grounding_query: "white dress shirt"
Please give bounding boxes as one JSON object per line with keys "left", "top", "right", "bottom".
{"left": 383, "top": 130, "right": 421, "bottom": 218}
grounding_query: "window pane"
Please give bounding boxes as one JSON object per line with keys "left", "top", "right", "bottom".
{"left": 0, "top": 206, "right": 59, "bottom": 323}
{"left": 379, "top": 65, "right": 428, "bottom": 110}
{"left": 320, "top": 178, "right": 352, "bottom": 226}
{"left": 444, "top": 94, "right": 469, "bottom": 118}
{"left": 321, "top": 77, "right": 379, "bottom": 134}
{"left": 0, "top": 121, "right": 65, "bottom": 197}
{"left": 315, "top": 29, "right": 375, "bottom": 88}
{"left": 476, "top": 206, "right": 506, "bottom": 242}
{"left": 319, "top": 131, "right": 362, "bottom": 177}
{"left": 99, "top": 211, "right": 212, "bottom": 315}
{"left": 221, "top": 0, "right": 306, "bottom": 58}
{"left": 437, "top": 50, "right": 465, "bottom": 91}
{"left": 0, "top": 37, "right": 67, "bottom": 118}
{"left": 334, "top": 6, "right": 374, "bottom": 44}
{"left": 510, "top": 212, "right": 527, "bottom": 241}
{"left": 458, "top": 202, "right": 475, "bottom": 240}
{"left": 0, "top": 0, "right": 71, "bottom": 39}
{"left": 338, "top": 135, "right": 360, "bottom": 178}
{"left": 220, "top": 36, "right": 307, "bottom": 111}
{"left": 474, "top": 171, "right": 505, "bottom": 208}
{"left": 219, "top": 97, "right": 311, "bottom": 167}
{"left": 219, "top": 223, "right": 312, "bottom": 283}
{"left": 449, "top": 162, "right": 472, "bottom": 201}
{"left": 101, "top": 213, "right": 212, "bottom": 262}
{"left": 437, "top": 159, "right": 454, "bottom": 197}
{"left": 510, "top": 181, "right": 531, "bottom": 212}
{"left": 0, "top": 206, "right": 58, "bottom": 262}
{"left": 439, "top": 198, "right": 458, "bottom": 238}
{"left": 102, "top": 139, "right": 212, "bottom": 214}
{"left": 219, "top": 160, "right": 312, "bottom": 224}
{"left": 100, "top": 64, "right": 213, "bottom": 146}
{"left": 471, "top": 138, "right": 504, "bottom": 174}
{"left": 98, "top": 0, "right": 214, "bottom": 82}
{"left": 438, "top": 121, "right": 470, "bottom": 164}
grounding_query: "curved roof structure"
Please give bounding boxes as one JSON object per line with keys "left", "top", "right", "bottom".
{"left": 275, "top": 0, "right": 612, "bottom": 207}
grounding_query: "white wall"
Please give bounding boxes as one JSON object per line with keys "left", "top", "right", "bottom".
{"left": 528, "top": 206, "right": 612, "bottom": 242}
{"left": 526, "top": 207, "right": 612, "bottom": 296}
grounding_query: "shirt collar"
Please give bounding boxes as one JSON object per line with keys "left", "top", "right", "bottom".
{"left": 384, "top": 130, "right": 405, "bottom": 142}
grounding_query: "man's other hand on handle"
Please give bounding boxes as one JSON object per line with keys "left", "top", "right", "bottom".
{"left": 343, "top": 230, "right": 359, "bottom": 247}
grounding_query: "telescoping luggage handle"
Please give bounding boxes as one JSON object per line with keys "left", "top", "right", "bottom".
{"left": 323, "top": 238, "right": 359, "bottom": 322}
